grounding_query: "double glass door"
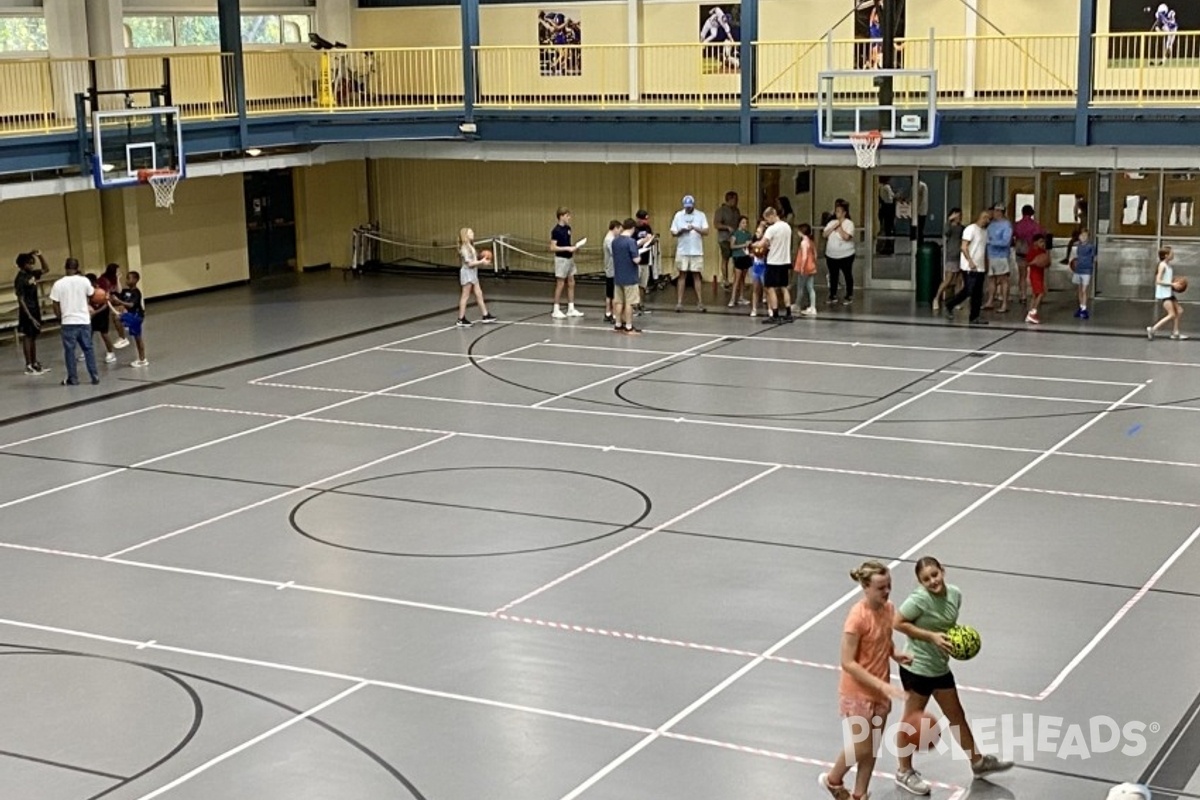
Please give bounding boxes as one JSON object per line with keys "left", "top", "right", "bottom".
{"left": 868, "top": 169, "right": 962, "bottom": 289}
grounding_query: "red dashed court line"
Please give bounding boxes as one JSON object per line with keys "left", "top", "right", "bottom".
{"left": 493, "top": 613, "right": 1041, "bottom": 702}
{"left": 660, "top": 732, "right": 969, "bottom": 797}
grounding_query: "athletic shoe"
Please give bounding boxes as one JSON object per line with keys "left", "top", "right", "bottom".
{"left": 605, "top": 313, "right": 616, "bottom": 322}
{"left": 1025, "top": 312, "right": 1039, "bottom": 324}
{"left": 1172, "top": 333, "right": 1189, "bottom": 340}
{"left": 895, "top": 769, "right": 932, "bottom": 795}
{"left": 675, "top": 304, "right": 684, "bottom": 313}
{"left": 24, "top": 364, "right": 47, "bottom": 376}
{"left": 456, "top": 317, "right": 472, "bottom": 328}
{"left": 114, "top": 338, "right": 130, "bottom": 349}
{"left": 696, "top": 304, "right": 706, "bottom": 312}
{"left": 818, "top": 773, "right": 851, "bottom": 800}
{"left": 969, "top": 318, "right": 990, "bottom": 325}
{"left": 61, "top": 379, "right": 78, "bottom": 386}
{"left": 480, "top": 314, "right": 498, "bottom": 324}
{"left": 972, "top": 754, "right": 1014, "bottom": 778}
{"left": 1147, "top": 326, "right": 1155, "bottom": 340}
{"left": 843, "top": 296, "right": 853, "bottom": 305}
{"left": 625, "top": 326, "right": 642, "bottom": 335}
{"left": 1074, "top": 307, "right": 1083, "bottom": 318}
{"left": 551, "top": 308, "right": 567, "bottom": 319}
{"left": 802, "top": 307, "right": 817, "bottom": 317}
{"left": 1080, "top": 309, "right": 1090, "bottom": 319}
{"left": 131, "top": 359, "right": 149, "bottom": 367}
{"left": 567, "top": 307, "right": 585, "bottom": 317}
{"left": 105, "top": 353, "right": 117, "bottom": 363}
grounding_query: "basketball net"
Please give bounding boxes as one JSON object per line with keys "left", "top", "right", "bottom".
{"left": 850, "top": 131, "right": 883, "bottom": 170}
{"left": 138, "top": 169, "right": 180, "bottom": 211}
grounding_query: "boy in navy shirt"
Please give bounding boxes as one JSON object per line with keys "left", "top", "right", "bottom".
{"left": 110, "top": 271, "right": 149, "bottom": 366}
{"left": 611, "top": 218, "right": 643, "bottom": 334}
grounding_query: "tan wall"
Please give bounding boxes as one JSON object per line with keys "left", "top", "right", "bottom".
{"left": 369, "top": 158, "right": 762, "bottom": 277}
{"left": 294, "top": 161, "right": 368, "bottom": 269}
{"left": 0, "top": 195, "right": 73, "bottom": 274}
{"left": 353, "top": 8, "right": 462, "bottom": 48}
{"left": 136, "top": 174, "right": 249, "bottom": 298}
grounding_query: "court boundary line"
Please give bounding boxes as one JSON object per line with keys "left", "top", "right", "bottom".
{"left": 554, "top": 382, "right": 1149, "bottom": 799}
{"left": 133, "top": 681, "right": 370, "bottom": 800}
{"left": 0, "top": 614, "right": 973, "bottom": 797}
{"left": 846, "top": 352, "right": 1002, "bottom": 434}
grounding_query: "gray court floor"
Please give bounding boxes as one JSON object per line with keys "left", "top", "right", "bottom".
{"left": 1, "top": 274, "right": 1198, "bottom": 799}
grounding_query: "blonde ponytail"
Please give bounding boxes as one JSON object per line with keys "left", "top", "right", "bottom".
{"left": 850, "top": 560, "right": 889, "bottom": 587}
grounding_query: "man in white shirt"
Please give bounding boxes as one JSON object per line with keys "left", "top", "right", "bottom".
{"left": 670, "top": 194, "right": 709, "bottom": 312}
{"left": 48, "top": 258, "right": 100, "bottom": 385}
{"left": 753, "top": 207, "right": 794, "bottom": 323}
{"left": 944, "top": 210, "right": 991, "bottom": 325}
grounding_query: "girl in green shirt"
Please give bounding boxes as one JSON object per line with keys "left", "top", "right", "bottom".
{"left": 892, "top": 556, "right": 1013, "bottom": 795}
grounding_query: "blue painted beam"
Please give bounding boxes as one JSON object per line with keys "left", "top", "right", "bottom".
{"left": 461, "top": 0, "right": 480, "bottom": 122}
{"left": 739, "top": 0, "right": 757, "bottom": 145}
{"left": 217, "top": 0, "right": 248, "bottom": 151}
{"left": 1076, "top": 0, "right": 1097, "bottom": 145}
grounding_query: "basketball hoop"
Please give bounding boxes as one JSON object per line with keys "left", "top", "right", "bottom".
{"left": 850, "top": 131, "right": 883, "bottom": 170}
{"left": 137, "top": 168, "right": 180, "bottom": 210}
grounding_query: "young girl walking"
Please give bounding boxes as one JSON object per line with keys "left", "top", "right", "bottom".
{"left": 1148, "top": 246, "right": 1187, "bottom": 340}
{"left": 457, "top": 227, "right": 498, "bottom": 327}
{"left": 819, "top": 561, "right": 910, "bottom": 800}
{"left": 892, "top": 556, "right": 1013, "bottom": 795}
{"left": 794, "top": 222, "right": 818, "bottom": 316}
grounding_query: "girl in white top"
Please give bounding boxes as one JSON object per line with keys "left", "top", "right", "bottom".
{"left": 457, "top": 227, "right": 497, "bottom": 328}
{"left": 1148, "top": 246, "right": 1186, "bottom": 340}
{"left": 823, "top": 200, "right": 857, "bottom": 305}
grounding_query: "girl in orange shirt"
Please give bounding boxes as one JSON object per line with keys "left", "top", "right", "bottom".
{"left": 819, "top": 561, "right": 911, "bottom": 800}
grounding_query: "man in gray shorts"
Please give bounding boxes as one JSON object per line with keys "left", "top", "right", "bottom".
{"left": 549, "top": 206, "right": 584, "bottom": 318}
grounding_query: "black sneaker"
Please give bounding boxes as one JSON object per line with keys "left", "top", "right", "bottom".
{"left": 603, "top": 314, "right": 614, "bottom": 324}
{"left": 969, "top": 318, "right": 989, "bottom": 325}
{"left": 480, "top": 314, "right": 498, "bottom": 324}
{"left": 456, "top": 317, "right": 472, "bottom": 328}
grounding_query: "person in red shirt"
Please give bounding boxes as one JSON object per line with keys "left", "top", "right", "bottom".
{"left": 819, "top": 562, "right": 910, "bottom": 800}
{"left": 1025, "top": 233, "right": 1051, "bottom": 325}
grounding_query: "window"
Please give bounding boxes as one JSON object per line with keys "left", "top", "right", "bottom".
{"left": 0, "top": 15, "right": 48, "bottom": 53}
{"left": 123, "top": 13, "right": 312, "bottom": 49}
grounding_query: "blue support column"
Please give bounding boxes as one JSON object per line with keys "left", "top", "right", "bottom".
{"left": 1075, "top": 0, "right": 1097, "bottom": 146}
{"left": 218, "top": 0, "right": 248, "bottom": 149}
{"left": 739, "top": 0, "right": 758, "bottom": 144}
{"left": 461, "top": 0, "right": 480, "bottom": 123}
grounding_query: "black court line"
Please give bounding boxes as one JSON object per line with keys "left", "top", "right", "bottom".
{"left": 635, "top": 376, "right": 896, "bottom": 401}
{"left": 658, "top": 527, "right": 1200, "bottom": 601}
{"left": 0, "top": 749, "right": 128, "bottom": 781}
{"left": 117, "top": 377, "right": 226, "bottom": 390}
{"left": 1139, "top": 685, "right": 1200, "bottom": 799}
{"left": 0, "top": 303, "right": 459, "bottom": 430}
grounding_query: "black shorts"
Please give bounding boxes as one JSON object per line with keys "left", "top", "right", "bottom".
{"left": 899, "top": 665, "right": 956, "bottom": 696}
{"left": 605, "top": 277, "right": 614, "bottom": 299}
{"left": 733, "top": 255, "right": 752, "bottom": 271}
{"left": 764, "top": 263, "right": 791, "bottom": 288}
{"left": 92, "top": 307, "right": 110, "bottom": 335}
{"left": 17, "top": 313, "right": 41, "bottom": 338}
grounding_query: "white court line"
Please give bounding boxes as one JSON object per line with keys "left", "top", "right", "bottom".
{"left": 942, "top": 370, "right": 1142, "bottom": 388}
{"left": 134, "top": 681, "right": 370, "bottom": 799}
{"left": 1037, "top": 521, "right": 1200, "bottom": 700}
{"left": 700, "top": 352, "right": 931, "bottom": 373}
{"left": 0, "top": 405, "right": 164, "bottom": 450}
{"left": 845, "top": 352, "right": 1002, "bottom": 435}
{"left": 531, "top": 336, "right": 726, "bottom": 409}
{"left": 491, "top": 465, "right": 782, "bottom": 614}
{"left": 249, "top": 324, "right": 458, "bottom": 384}
{"left": 556, "top": 381, "right": 1148, "bottom": 800}
{"left": 103, "top": 433, "right": 455, "bottom": 559}
{"left": 375, "top": 347, "right": 633, "bottom": 370}
{"left": 510, "top": 319, "right": 1200, "bottom": 368}
{"left": 935, "top": 388, "right": 1117, "bottom": 406}
{"left": 0, "top": 468, "right": 127, "bottom": 511}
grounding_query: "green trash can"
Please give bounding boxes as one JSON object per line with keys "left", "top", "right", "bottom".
{"left": 916, "top": 241, "right": 941, "bottom": 305}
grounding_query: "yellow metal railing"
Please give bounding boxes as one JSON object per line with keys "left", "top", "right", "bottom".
{"left": 242, "top": 47, "right": 463, "bottom": 114}
{"left": 474, "top": 44, "right": 740, "bottom": 109}
{"left": 0, "top": 53, "right": 234, "bottom": 137}
{"left": 755, "top": 35, "right": 1077, "bottom": 108}
{"left": 1093, "top": 32, "right": 1200, "bottom": 106}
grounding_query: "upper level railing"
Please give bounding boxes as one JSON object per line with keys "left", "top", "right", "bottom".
{"left": 0, "top": 33, "right": 1196, "bottom": 138}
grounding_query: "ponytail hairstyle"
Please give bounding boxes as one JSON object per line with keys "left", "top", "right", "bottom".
{"left": 914, "top": 556, "right": 943, "bottom": 577}
{"left": 850, "top": 560, "right": 889, "bottom": 587}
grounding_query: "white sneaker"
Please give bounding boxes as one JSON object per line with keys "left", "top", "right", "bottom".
{"left": 1025, "top": 312, "right": 1039, "bottom": 324}
{"left": 972, "top": 754, "right": 1014, "bottom": 778}
{"left": 114, "top": 338, "right": 130, "bottom": 349}
{"left": 817, "top": 773, "right": 851, "bottom": 800}
{"left": 567, "top": 307, "right": 585, "bottom": 317}
{"left": 105, "top": 353, "right": 117, "bottom": 363}
{"left": 895, "top": 769, "right": 932, "bottom": 795}
{"left": 551, "top": 308, "right": 567, "bottom": 319}
{"left": 131, "top": 359, "right": 149, "bottom": 367}
{"left": 1147, "top": 326, "right": 1155, "bottom": 340}
{"left": 802, "top": 307, "right": 817, "bottom": 317}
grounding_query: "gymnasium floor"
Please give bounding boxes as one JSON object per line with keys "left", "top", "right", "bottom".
{"left": 1, "top": 273, "right": 1198, "bottom": 800}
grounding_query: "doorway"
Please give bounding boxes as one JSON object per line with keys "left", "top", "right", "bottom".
{"left": 245, "top": 168, "right": 297, "bottom": 278}
{"left": 865, "top": 169, "right": 961, "bottom": 289}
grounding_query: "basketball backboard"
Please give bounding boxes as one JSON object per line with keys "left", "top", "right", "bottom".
{"left": 816, "top": 69, "right": 939, "bottom": 150}
{"left": 90, "top": 106, "right": 185, "bottom": 189}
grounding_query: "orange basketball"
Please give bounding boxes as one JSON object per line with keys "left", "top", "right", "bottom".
{"left": 1174, "top": 277, "right": 1188, "bottom": 294}
{"left": 898, "top": 711, "right": 941, "bottom": 753}
{"left": 90, "top": 287, "right": 108, "bottom": 305}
